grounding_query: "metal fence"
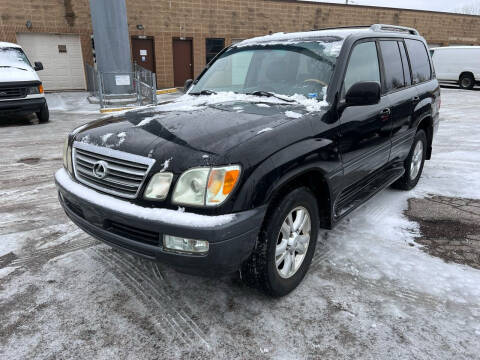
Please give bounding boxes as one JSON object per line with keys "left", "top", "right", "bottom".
{"left": 85, "top": 62, "right": 157, "bottom": 109}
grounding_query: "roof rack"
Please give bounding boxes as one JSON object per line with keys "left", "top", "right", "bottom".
{"left": 370, "top": 24, "right": 419, "bottom": 36}
{"left": 310, "top": 25, "right": 371, "bottom": 32}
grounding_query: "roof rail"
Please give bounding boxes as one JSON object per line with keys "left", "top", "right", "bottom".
{"left": 310, "top": 25, "right": 371, "bottom": 32}
{"left": 370, "top": 24, "right": 420, "bottom": 36}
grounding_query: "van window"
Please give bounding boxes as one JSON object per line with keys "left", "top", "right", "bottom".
{"left": 398, "top": 41, "right": 412, "bottom": 86}
{"left": 379, "top": 41, "right": 405, "bottom": 92}
{"left": 405, "top": 39, "right": 431, "bottom": 84}
{"left": 344, "top": 41, "right": 380, "bottom": 94}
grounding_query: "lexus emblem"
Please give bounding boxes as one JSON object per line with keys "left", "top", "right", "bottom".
{"left": 92, "top": 160, "right": 108, "bottom": 179}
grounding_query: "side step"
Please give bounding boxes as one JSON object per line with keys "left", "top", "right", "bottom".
{"left": 334, "top": 165, "right": 405, "bottom": 221}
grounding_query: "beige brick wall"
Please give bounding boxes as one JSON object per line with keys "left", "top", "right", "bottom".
{"left": 1, "top": 0, "right": 479, "bottom": 89}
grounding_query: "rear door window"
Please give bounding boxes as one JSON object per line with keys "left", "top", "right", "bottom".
{"left": 343, "top": 41, "right": 381, "bottom": 94}
{"left": 405, "top": 39, "right": 432, "bottom": 84}
{"left": 379, "top": 41, "right": 405, "bottom": 93}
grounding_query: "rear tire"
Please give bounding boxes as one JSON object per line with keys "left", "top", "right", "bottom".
{"left": 240, "top": 187, "right": 319, "bottom": 297}
{"left": 392, "top": 129, "right": 427, "bottom": 191}
{"left": 36, "top": 102, "right": 49, "bottom": 123}
{"left": 459, "top": 74, "right": 475, "bottom": 90}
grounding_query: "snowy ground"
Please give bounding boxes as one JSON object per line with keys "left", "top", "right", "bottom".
{"left": 1, "top": 89, "right": 480, "bottom": 359}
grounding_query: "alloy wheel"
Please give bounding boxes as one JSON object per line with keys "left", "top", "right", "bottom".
{"left": 275, "top": 206, "right": 311, "bottom": 279}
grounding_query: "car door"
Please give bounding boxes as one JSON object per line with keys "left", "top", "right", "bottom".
{"left": 379, "top": 39, "right": 418, "bottom": 162}
{"left": 337, "top": 40, "right": 392, "bottom": 188}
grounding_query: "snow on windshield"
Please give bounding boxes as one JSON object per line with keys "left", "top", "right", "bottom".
{"left": 0, "top": 47, "right": 31, "bottom": 68}
{"left": 113, "top": 91, "right": 329, "bottom": 125}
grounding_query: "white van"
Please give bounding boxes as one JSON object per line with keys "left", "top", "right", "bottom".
{"left": 430, "top": 46, "right": 480, "bottom": 90}
{"left": 0, "top": 42, "right": 49, "bottom": 122}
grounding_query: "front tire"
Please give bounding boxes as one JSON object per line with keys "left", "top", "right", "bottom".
{"left": 241, "top": 187, "right": 319, "bottom": 297}
{"left": 459, "top": 74, "right": 475, "bottom": 90}
{"left": 36, "top": 102, "right": 49, "bottom": 123}
{"left": 392, "top": 129, "right": 427, "bottom": 191}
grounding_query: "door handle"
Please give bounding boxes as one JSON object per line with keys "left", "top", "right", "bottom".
{"left": 380, "top": 108, "right": 391, "bottom": 121}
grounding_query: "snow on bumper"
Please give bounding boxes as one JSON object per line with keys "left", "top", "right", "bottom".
{"left": 55, "top": 168, "right": 266, "bottom": 274}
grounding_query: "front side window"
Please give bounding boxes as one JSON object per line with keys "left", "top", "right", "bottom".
{"left": 192, "top": 39, "right": 343, "bottom": 98}
{"left": 405, "top": 39, "right": 431, "bottom": 84}
{"left": 343, "top": 41, "right": 381, "bottom": 94}
{"left": 379, "top": 41, "right": 405, "bottom": 93}
{"left": 206, "top": 38, "right": 225, "bottom": 64}
{"left": 0, "top": 47, "right": 32, "bottom": 67}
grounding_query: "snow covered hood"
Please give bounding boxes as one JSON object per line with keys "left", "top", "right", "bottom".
{"left": 73, "top": 93, "right": 328, "bottom": 174}
{"left": 0, "top": 66, "right": 39, "bottom": 83}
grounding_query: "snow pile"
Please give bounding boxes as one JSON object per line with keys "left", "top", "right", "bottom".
{"left": 46, "top": 92, "right": 99, "bottom": 114}
{"left": 285, "top": 111, "right": 303, "bottom": 119}
{"left": 55, "top": 168, "right": 235, "bottom": 227}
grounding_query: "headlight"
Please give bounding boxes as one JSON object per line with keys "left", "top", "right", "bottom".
{"left": 172, "top": 168, "right": 209, "bottom": 206}
{"left": 144, "top": 172, "right": 173, "bottom": 200}
{"left": 26, "top": 85, "right": 43, "bottom": 95}
{"left": 63, "top": 136, "right": 73, "bottom": 175}
{"left": 172, "top": 165, "right": 241, "bottom": 207}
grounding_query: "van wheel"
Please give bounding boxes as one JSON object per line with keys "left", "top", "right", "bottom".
{"left": 459, "top": 74, "right": 475, "bottom": 90}
{"left": 392, "top": 130, "right": 427, "bottom": 191}
{"left": 240, "top": 187, "right": 319, "bottom": 297}
{"left": 36, "top": 102, "right": 49, "bottom": 123}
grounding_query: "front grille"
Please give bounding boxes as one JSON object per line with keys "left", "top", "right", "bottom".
{"left": 72, "top": 142, "right": 154, "bottom": 199}
{"left": 0, "top": 86, "right": 28, "bottom": 99}
{"left": 105, "top": 220, "right": 160, "bottom": 246}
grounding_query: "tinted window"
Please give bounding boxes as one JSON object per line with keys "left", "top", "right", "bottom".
{"left": 380, "top": 41, "right": 405, "bottom": 92}
{"left": 405, "top": 39, "right": 431, "bottom": 84}
{"left": 398, "top": 41, "right": 412, "bottom": 86}
{"left": 206, "top": 38, "right": 225, "bottom": 64}
{"left": 344, "top": 42, "right": 380, "bottom": 94}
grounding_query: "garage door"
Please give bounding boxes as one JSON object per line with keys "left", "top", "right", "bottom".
{"left": 16, "top": 33, "right": 86, "bottom": 91}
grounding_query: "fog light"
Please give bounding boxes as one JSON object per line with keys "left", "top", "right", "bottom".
{"left": 163, "top": 235, "right": 209, "bottom": 254}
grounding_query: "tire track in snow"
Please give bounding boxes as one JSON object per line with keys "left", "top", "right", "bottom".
{"left": 108, "top": 251, "right": 211, "bottom": 350}
{"left": 89, "top": 248, "right": 189, "bottom": 347}
{"left": 90, "top": 247, "right": 211, "bottom": 351}
{"left": 8, "top": 234, "right": 97, "bottom": 268}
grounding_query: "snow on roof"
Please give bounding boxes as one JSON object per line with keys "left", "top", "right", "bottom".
{"left": 234, "top": 28, "right": 367, "bottom": 47}
{"left": 431, "top": 46, "right": 480, "bottom": 50}
{"left": 0, "top": 42, "right": 22, "bottom": 49}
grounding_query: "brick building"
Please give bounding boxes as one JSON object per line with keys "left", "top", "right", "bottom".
{"left": 1, "top": 0, "right": 479, "bottom": 90}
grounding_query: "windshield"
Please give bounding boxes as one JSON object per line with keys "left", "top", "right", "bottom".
{"left": 190, "top": 39, "right": 342, "bottom": 99}
{"left": 0, "top": 47, "right": 32, "bottom": 68}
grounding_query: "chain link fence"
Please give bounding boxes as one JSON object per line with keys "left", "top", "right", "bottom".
{"left": 85, "top": 62, "right": 157, "bottom": 109}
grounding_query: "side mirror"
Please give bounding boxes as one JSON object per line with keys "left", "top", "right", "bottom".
{"left": 34, "top": 62, "right": 44, "bottom": 71}
{"left": 184, "top": 79, "right": 193, "bottom": 92}
{"left": 345, "top": 81, "right": 381, "bottom": 106}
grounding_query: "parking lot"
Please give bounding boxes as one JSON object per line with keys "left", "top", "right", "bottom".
{"left": 1, "top": 88, "right": 480, "bottom": 359}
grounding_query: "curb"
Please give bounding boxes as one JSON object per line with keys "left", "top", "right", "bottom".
{"left": 156, "top": 88, "right": 178, "bottom": 95}
{"left": 99, "top": 107, "right": 135, "bottom": 113}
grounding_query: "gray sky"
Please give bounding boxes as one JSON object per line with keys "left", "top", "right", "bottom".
{"left": 302, "top": 0, "right": 478, "bottom": 13}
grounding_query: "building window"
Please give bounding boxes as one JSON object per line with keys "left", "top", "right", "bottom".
{"left": 206, "top": 38, "right": 225, "bottom": 64}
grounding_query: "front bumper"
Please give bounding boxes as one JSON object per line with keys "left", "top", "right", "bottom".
{"left": 0, "top": 97, "right": 45, "bottom": 115}
{"left": 55, "top": 168, "right": 266, "bottom": 275}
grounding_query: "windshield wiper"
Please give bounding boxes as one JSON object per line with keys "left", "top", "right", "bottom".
{"left": 0, "top": 65, "right": 27, "bottom": 71}
{"left": 246, "top": 91, "right": 295, "bottom": 103}
{"left": 189, "top": 89, "right": 217, "bottom": 96}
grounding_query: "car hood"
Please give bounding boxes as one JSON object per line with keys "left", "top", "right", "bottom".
{"left": 74, "top": 101, "right": 310, "bottom": 173}
{"left": 0, "top": 65, "right": 39, "bottom": 83}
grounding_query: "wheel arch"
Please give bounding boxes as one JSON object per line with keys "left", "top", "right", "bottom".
{"left": 459, "top": 71, "right": 475, "bottom": 81}
{"left": 265, "top": 169, "right": 333, "bottom": 230}
{"left": 417, "top": 116, "right": 434, "bottom": 160}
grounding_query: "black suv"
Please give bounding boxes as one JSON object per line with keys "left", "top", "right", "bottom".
{"left": 56, "top": 24, "right": 440, "bottom": 296}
